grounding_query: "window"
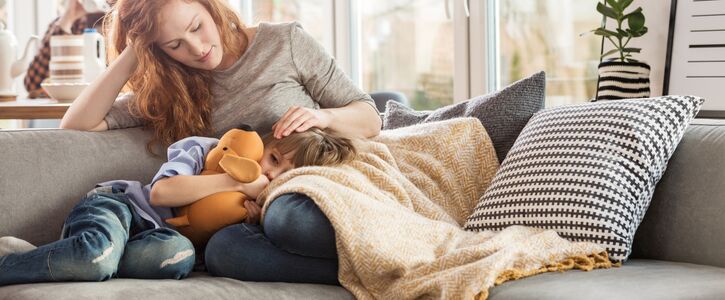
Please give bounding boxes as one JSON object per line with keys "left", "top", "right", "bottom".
{"left": 495, "top": 0, "right": 603, "bottom": 106}
{"left": 0, "top": 0, "right": 8, "bottom": 26}
{"left": 359, "top": 0, "right": 455, "bottom": 110}
{"left": 230, "top": 0, "right": 334, "bottom": 54}
{"left": 239, "top": 0, "right": 603, "bottom": 109}
{"left": 3, "top": 1, "right": 604, "bottom": 107}
{"left": 3, "top": 0, "right": 602, "bottom": 110}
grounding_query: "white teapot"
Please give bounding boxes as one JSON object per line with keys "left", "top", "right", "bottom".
{"left": 0, "top": 20, "right": 39, "bottom": 97}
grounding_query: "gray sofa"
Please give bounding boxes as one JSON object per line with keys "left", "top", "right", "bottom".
{"left": 1, "top": 119, "right": 724, "bottom": 299}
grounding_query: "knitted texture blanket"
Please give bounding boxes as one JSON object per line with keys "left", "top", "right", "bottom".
{"left": 259, "top": 118, "right": 613, "bottom": 299}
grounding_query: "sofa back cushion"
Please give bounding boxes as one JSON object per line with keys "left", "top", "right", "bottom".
{"left": 631, "top": 119, "right": 725, "bottom": 268}
{"left": 0, "top": 128, "right": 164, "bottom": 245}
{"left": 382, "top": 71, "right": 545, "bottom": 163}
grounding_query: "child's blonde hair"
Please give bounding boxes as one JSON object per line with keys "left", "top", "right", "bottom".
{"left": 262, "top": 128, "right": 357, "bottom": 167}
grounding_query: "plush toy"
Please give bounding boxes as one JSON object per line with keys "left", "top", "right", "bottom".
{"left": 165, "top": 128, "right": 264, "bottom": 247}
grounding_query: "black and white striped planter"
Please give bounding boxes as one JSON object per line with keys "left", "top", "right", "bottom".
{"left": 595, "top": 61, "right": 650, "bottom": 101}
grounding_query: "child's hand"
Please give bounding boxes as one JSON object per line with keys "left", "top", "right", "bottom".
{"left": 243, "top": 200, "right": 262, "bottom": 224}
{"left": 239, "top": 175, "right": 270, "bottom": 199}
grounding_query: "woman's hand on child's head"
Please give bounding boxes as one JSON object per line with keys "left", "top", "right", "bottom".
{"left": 272, "top": 106, "right": 332, "bottom": 139}
{"left": 243, "top": 200, "right": 262, "bottom": 224}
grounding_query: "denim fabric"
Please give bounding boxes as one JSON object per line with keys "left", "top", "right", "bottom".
{"left": 0, "top": 187, "right": 195, "bottom": 286}
{"left": 205, "top": 193, "right": 339, "bottom": 285}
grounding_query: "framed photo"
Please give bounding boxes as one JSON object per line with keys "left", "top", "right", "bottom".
{"left": 663, "top": 0, "right": 725, "bottom": 118}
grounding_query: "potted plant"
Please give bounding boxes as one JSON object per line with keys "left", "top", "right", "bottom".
{"left": 592, "top": 0, "right": 649, "bottom": 101}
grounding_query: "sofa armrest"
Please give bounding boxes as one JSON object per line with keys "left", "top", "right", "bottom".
{"left": 632, "top": 119, "right": 725, "bottom": 268}
{"left": 0, "top": 128, "right": 164, "bottom": 245}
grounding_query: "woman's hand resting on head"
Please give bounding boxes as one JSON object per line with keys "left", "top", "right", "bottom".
{"left": 272, "top": 106, "right": 332, "bottom": 139}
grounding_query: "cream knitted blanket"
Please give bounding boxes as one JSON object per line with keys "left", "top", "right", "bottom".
{"left": 259, "top": 118, "right": 612, "bottom": 299}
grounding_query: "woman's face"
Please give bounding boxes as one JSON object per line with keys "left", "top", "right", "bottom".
{"left": 156, "top": 0, "right": 224, "bottom": 70}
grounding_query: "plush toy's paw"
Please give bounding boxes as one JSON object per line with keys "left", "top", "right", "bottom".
{"left": 166, "top": 215, "right": 190, "bottom": 227}
{"left": 220, "top": 154, "right": 262, "bottom": 182}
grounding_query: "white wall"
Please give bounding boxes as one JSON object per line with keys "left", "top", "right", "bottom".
{"left": 604, "top": 1, "right": 672, "bottom": 97}
{"left": 635, "top": 1, "right": 672, "bottom": 97}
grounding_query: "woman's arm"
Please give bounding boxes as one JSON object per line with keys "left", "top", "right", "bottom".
{"left": 150, "top": 173, "right": 270, "bottom": 208}
{"left": 321, "top": 101, "right": 381, "bottom": 138}
{"left": 56, "top": 0, "right": 88, "bottom": 34}
{"left": 59, "top": 47, "right": 138, "bottom": 131}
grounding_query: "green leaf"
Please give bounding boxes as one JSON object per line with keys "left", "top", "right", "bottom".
{"left": 628, "top": 26, "right": 648, "bottom": 37}
{"left": 626, "top": 57, "right": 639, "bottom": 63}
{"left": 606, "top": 0, "right": 622, "bottom": 11}
{"left": 623, "top": 7, "right": 643, "bottom": 21}
{"left": 620, "top": 0, "right": 634, "bottom": 10}
{"left": 638, "top": 26, "right": 649, "bottom": 36}
{"left": 593, "top": 28, "right": 620, "bottom": 37}
{"left": 597, "top": 2, "right": 620, "bottom": 20}
{"left": 617, "top": 28, "right": 630, "bottom": 37}
{"left": 622, "top": 47, "right": 641, "bottom": 53}
{"left": 628, "top": 11, "right": 645, "bottom": 32}
{"left": 601, "top": 48, "right": 621, "bottom": 58}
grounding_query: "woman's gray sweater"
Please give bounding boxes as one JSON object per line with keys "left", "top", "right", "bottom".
{"left": 104, "top": 22, "right": 377, "bottom": 138}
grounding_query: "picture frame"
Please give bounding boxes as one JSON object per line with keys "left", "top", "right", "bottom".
{"left": 663, "top": 0, "right": 725, "bottom": 118}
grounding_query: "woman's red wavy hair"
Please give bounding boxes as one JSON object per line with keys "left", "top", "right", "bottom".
{"left": 104, "top": 0, "right": 245, "bottom": 156}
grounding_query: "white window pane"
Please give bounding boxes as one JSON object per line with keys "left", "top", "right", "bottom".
{"left": 361, "top": 0, "right": 454, "bottom": 110}
{"left": 251, "top": 0, "right": 333, "bottom": 53}
{"left": 498, "top": 0, "right": 602, "bottom": 106}
{"left": 0, "top": 0, "right": 7, "bottom": 25}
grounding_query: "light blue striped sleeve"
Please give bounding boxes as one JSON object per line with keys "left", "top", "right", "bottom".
{"left": 150, "top": 136, "right": 220, "bottom": 188}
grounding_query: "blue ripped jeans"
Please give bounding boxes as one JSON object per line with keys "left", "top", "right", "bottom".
{"left": 0, "top": 187, "right": 195, "bottom": 286}
{"left": 205, "top": 193, "right": 339, "bottom": 285}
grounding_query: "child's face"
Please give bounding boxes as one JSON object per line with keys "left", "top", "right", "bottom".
{"left": 259, "top": 146, "right": 295, "bottom": 181}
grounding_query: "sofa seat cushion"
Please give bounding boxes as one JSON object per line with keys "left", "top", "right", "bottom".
{"left": 0, "top": 272, "right": 353, "bottom": 300}
{"left": 489, "top": 259, "right": 725, "bottom": 300}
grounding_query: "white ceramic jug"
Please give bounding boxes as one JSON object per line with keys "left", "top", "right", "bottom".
{"left": 0, "top": 20, "right": 39, "bottom": 97}
{"left": 82, "top": 28, "right": 106, "bottom": 83}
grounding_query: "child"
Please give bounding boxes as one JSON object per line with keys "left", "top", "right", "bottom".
{"left": 0, "top": 126, "right": 356, "bottom": 286}
{"left": 203, "top": 127, "right": 358, "bottom": 284}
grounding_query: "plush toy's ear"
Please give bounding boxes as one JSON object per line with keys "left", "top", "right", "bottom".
{"left": 220, "top": 154, "right": 262, "bottom": 183}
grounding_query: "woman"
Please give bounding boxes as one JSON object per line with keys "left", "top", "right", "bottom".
{"left": 60, "top": 0, "right": 380, "bottom": 285}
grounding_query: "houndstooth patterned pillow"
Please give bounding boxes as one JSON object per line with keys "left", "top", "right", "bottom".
{"left": 464, "top": 95, "right": 704, "bottom": 261}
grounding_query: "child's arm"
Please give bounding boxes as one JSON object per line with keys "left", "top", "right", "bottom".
{"left": 150, "top": 173, "right": 270, "bottom": 207}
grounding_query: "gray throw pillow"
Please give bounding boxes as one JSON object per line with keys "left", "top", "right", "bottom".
{"left": 383, "top": 71, "right": 546, "bottom": 162}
